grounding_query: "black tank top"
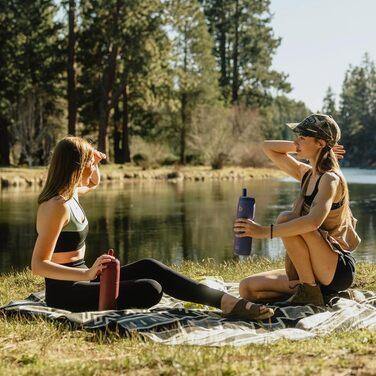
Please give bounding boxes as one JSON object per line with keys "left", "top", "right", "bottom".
{"left": 301, "top": 170, "right": 344, "bottom": 210}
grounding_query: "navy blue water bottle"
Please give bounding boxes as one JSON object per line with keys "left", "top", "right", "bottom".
{"left": 234, "top": 188, "right": 256, "bottom": 256}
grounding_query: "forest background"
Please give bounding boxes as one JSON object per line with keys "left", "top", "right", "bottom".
{"left": 1, "top": 0, "right": 375, "bottom": 169}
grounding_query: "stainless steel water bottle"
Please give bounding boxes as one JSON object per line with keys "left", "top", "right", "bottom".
{"left": 234, "top": 188, "right": 256, "bottom": 256}
{"left": 98, "top": 249, "right": 120, "bottom": 310}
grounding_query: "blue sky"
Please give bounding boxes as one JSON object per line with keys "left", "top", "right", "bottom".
{"left": 270, "top": 0, "right": 376, "bottom": 111}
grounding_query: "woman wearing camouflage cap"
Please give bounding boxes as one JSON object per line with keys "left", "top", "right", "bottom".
{"left": 234, "top": 114, "right": 361, "bottom": 306}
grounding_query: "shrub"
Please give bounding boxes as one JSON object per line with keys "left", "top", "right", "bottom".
{"left": 131, "top": 137, "right": 177, "bottom": 167}
{"left": 188, "top": 104, "right": 267, "bottom": 169}
{"left": 132, "top": 153, "right": 147, "bottom": 166}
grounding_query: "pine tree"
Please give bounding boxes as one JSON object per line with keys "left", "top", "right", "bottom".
{"left": 78, "top": 0, "right": 172, "bottom": 161}
{"left": 322, "top": 87, "right": 338, "bottom": 120}
{"left": 200, "top": 0, "right": 291, "bottom": 106}
{"left": 0, "top": 0, "right": 64, "bottom": 165}
{"left": 62, "top": 0, "right": 78, "bottom": 135}
{"left": 168, "top": 0, "right": 221, "bottom": 164}
{"left": 261, "top": 95, "right": 310, "bottom": 140}
{"left": 339, "top": 54, "right": 376, "bottom": 166}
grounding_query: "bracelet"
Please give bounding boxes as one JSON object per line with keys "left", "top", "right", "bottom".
{"left": 270, "top": 224, "right": 273, "bottom": 239}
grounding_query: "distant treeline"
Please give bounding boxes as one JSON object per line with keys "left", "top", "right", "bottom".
{"left": 0, "top": 1, "right": 373, "bottom": 168}
{"left": 323, "top": 54, "right": 376, "bottom": 167}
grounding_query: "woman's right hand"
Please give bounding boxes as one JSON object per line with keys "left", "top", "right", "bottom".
{"left": 93, "top": 149, "right": 106, "bottom": 165}
{"left": 333, "top": 144, "right": 346, "bottom": 160}
{"left": 85, "top": 253, "right": 115, "bottom": 281}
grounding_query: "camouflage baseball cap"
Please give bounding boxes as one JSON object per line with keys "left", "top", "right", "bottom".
{"left": 286, "top": 114, "right": 341, "bottom": 148}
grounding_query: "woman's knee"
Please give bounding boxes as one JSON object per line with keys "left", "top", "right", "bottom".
{"left": 138, "top": 257, "right": 158, "bottom": 265}
{"left": 239, "top": 277, "right": 259, "bottom": 300}
{"left": 137, "top": 258, "right": 162, "bottom": 270}
{"left": 239, "top": 270, "right": 289, "bottom": 300}
{"left": 135, "top": 279, "right": 163, "bottom": 306}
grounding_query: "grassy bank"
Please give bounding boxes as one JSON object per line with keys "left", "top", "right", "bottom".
{"left": 0, "top": 165, "right": 284, "bottom": 189}
{"left": 1, "top": 258, "right": 376, "bottom": 375}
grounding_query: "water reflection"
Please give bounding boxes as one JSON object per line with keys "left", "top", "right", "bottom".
{"left": 0, "top": 170, "right": 375, "bottom": 273}
{"left": 0, "top": 190, "right": 39, "bottom": 273}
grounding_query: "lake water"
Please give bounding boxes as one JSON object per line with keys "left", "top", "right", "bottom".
{"left": 0, "top": 168, "right": 375, "bottom": 273}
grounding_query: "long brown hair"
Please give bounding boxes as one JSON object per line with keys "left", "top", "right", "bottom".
{"left": 315, "top": 145, "right": 349, "bottom": 218}
{"left": 38, "top": 137, "right": 94, "bottom": 204}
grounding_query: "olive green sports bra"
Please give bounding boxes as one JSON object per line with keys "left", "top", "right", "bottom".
{"left": 53, "top": 197, "right": 89, "bottom": 252}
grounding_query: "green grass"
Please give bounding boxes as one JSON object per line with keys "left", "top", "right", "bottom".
{"left": 1, "top": 258, "right": 376, "bottom": 375}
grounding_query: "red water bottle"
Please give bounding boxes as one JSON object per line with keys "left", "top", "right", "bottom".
{"left": 98, "top": 249, "right": 120, "bottom": 311}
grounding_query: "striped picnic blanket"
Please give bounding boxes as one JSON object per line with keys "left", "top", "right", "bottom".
{"left": 1, "top": 283, "right": 376, "bottom": 346}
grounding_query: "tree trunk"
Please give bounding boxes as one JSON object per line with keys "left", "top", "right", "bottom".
{"left": 98, "top": 1, "right": 120, "bottom": 155}
{"left": 0, "top": 117, "right": 10, "bottom": 166}
{"left": 180, "top": 92, "right": 187, "bottom": 165}
{"left": 232, "top": 0, "right": 239, "bottom": 104}
{"left": 98, "top": 84, "right": 108, "bottom": 154}
{"left": 113, "top": 102, "right": 121, "bottom": 163}
{"left": 121, "top": 83, "right": 131, "bottom": 163}
{"left": 98, "top": 42, "right": 119, "bottom": 154}
{"left": 218, "top": 2, "right": 228, "bottom": 97}
{"left": 179, "top": 23, "right": 188, "bottom": 165}
{"left": 67, "top": 0, "right": 77, "bottom": 135}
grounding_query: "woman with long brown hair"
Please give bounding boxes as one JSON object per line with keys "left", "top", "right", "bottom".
{"left": 234, "top": 114, "right": 361, "bottom": 306}
{"left": 31, "top": 136, "right": 274, "bottom": 319}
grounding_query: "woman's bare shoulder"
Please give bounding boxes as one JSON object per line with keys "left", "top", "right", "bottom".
{"left": 38, "top": 196, "right": 69, "bottom": 217}
{"left": 318, "top": 172, "right": 341, "bottom": 194}
{"left": 321, "top": 171, "right": 341, "bottom": 183}
{"left": 299, "top": 164, "right": 311, "bottom": 180}
{"left": 36, "top": 196, "right": 70, "bottom": 234}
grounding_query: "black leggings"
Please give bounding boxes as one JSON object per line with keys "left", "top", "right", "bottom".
{"left": 45, "top": 258, "right": 226, "bottom": 312}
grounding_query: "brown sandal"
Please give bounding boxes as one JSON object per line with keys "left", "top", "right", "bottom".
{"left": 222, "top": 299, "right": 274, "bottom": 321}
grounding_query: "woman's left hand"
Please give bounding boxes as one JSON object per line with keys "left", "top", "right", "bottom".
{"left": 233, "top": 218, "right": 269, "bottom": 239}
{"left": 94, "top": 150, "right": 106, "bottom": 164}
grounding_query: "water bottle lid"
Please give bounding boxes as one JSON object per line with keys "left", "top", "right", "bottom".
{"left": 108, "top": 249, "right": 114, "bottom": 256}
{"left": 242, "top": 188, "right": 247, "bottom": 197}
